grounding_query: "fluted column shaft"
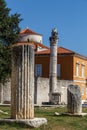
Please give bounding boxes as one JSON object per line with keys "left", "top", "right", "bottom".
{"left": 11, "top": 44, "right": 34, "bottom": 119}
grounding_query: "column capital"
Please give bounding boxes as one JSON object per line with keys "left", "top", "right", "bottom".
{"left": 49, "top": 28, "right": 58, "bottom": 45}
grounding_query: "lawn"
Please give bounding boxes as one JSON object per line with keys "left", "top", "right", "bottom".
{"left": 0, "top": 106, "right": 87, "bottom": 130}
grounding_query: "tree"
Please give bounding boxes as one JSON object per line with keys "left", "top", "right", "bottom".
{"left": 0, "top": 0, "right": 22, "bottom": 84}
{"left": 0, "top": 43, "right": 11, "bottom": 84}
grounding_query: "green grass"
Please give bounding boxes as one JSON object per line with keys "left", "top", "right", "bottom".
{"left": 0, "top": 106, "right": 87, "bottom": 130}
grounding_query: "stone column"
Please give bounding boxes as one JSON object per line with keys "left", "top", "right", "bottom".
{"left": 49, "top": 28, "right": 59, "bottom": 104}
{"left": 11, "top": 43, "right": 34, "bottom": 119}
{"left": 67, "top": 84, "right": 82, "bottom": 114}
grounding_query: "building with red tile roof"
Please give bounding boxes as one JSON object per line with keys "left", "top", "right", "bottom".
{"left": 35, "top": 46, "right": 87, "bottom": 101}
{"left": 18, "top": 28, "right": 87, "bottom": 101}
{"left": 35, "top": 46, "right": 75, "bottom": 55}
{"left": 20, "top": 28, "right": 42, "bottom": 36}
{"left": 19, "top": 28, "right": 43, "bottom": 43}
{"left": 18, "top": 28, "right": 49, "bottom": 52}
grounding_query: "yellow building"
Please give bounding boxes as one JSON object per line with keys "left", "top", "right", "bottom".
{"left": 35, "top": 47, "right": 87, "bottom": 101}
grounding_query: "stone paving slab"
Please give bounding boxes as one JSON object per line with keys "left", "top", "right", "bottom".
{"left": 0, "top": 118, "right": 47, "bottom": 128}
{"left": 54, "top": 112, "right": 87, "bottom": 117}
{"left": 62, "top": 113, "right": 87, "bottom": 117}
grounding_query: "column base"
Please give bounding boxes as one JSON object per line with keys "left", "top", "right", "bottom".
{"left": 49, "top": 92, "right": 61, "bottom": 105}
{"left": 0, "top": 118, "right": 47, "bottom": 128}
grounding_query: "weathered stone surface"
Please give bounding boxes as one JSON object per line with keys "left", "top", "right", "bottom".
{"left": 22, "top": 118, "right": 47, "bottom": 128}
{"left": 11, "top": 44, "right": 34, "bottom": 119}
{"left": 62, "top": 112, "right": 87, "bottom": 117}
{"left": 1, "top": 78, "right": 72, "bottom": 105}
{"left": 54, "top": 112, "right": 61, "bottom": 116}
{"left": 0, "top": 118, "right": 47, "bottom": 128}
{"left": 49, "top": 28, "right": 59, "bottom": 104}
{"left": 67, "top": 84, "right": 82, "bottom": 114}
{"left": 49, "top": 92, "right": 61, "bottom": 105}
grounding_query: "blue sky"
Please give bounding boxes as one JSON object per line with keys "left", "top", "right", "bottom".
{"left": 5, "top": 0, "right": 87, "bottom": 56}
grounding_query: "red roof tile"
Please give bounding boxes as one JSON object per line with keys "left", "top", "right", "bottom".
{"left": 20, "top": 28, "right": 42, "bottom": 36}
{"left": 35, "top": 47, "right": 74, "bottom": 55}
{"left": 35, "top": 49, "right": 50, "bottom": 54}
{"left": 58, "top": 47, "right": 74, "bottom": 54}
{"left": 34, "top": 42, "right": 49, "bottom": 49}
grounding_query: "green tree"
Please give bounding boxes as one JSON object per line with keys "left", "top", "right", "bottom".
{"left": 0, "top": 43, "right": 11, "bottom": 84}
{"left": 0, "top": 0, "right": 22, "bottom": 84}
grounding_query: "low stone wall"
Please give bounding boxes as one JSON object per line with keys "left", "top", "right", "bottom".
{"left": 58, "top": 80, "right": 73, "bottom": 104}
{"left": 0, "top": 81, "right": 11, "bottom": 104}
{"left": 0, "top": 78, "right": 72, "bottom": 105}
{"left": 34, "top": 77, "right": 72, "bottom": 105}
{"left": 34, "top": 77, "right": 49, "bottom": 105}
{"left": 3, "top": 81, "right": 11, "bottom": 104}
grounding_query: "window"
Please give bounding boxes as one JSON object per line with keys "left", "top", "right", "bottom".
{"left": 82, "top": 65, "right": 85, "bottom": 77}
{"left": 57, "top": 64, "right": 60, "bottom": 77}
{"left": 81, "top": 85, "right": 84, "bottom": 95}
{"left": 35, "top": 64, "right": 42, "bottom": 77}
{"left": 76, "top": 63, "right": 79, "bottom": 77}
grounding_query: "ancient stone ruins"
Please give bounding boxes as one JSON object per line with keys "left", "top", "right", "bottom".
{"left": 67, "top": 84, "right": 82, "bottom": 115}
{"left": 1, "top": 28, "right": 87, "bottom": 128}
{"left": 66, "top": 84, "right": 87, "bottom": 116}
{"left": 11, "top": 44, "right": 34, "bottom": 119}
{"left": 0, "top": 43, "right": 47, "bottom": 128}
{"left": 11, "top": 43, "right": 47, "bottom": 127}
{"left": 49, "top": 28, "right": 61, "bottom": 104}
